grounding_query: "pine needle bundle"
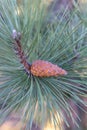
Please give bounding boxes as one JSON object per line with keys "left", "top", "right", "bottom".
{"left": 0, "top": 0, "right": 87, "bottom": 129}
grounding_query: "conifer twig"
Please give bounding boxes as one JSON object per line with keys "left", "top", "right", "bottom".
{"left": 12, "top": 29, "right": 31, "bottom": 75}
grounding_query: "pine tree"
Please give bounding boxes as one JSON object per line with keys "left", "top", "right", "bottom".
{"left": 0, "top": 0, "right": 87, "bottom": 130}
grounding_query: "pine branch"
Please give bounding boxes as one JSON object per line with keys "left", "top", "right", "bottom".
{"left": 0, "top": 0, "right": 87, "bottom": 129}
{"left": 12, "top": 29, "right": 31, "bottom": 75}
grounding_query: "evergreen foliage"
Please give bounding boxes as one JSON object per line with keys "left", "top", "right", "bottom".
{"left": 0, "top": 0, "right": 87, "bottom": 129}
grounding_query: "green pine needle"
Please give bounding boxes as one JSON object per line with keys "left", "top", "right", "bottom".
{"left": 0, "top": 0, "right": 87, "bottom": 129}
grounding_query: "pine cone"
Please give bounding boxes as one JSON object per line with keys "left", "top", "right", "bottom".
{"left": 31, "top": 60, "right": 67, "bottom": 77}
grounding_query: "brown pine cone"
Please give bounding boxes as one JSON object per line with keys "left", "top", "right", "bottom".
{"left": 31, "top": 60, "right": 67, "bottom": 77}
